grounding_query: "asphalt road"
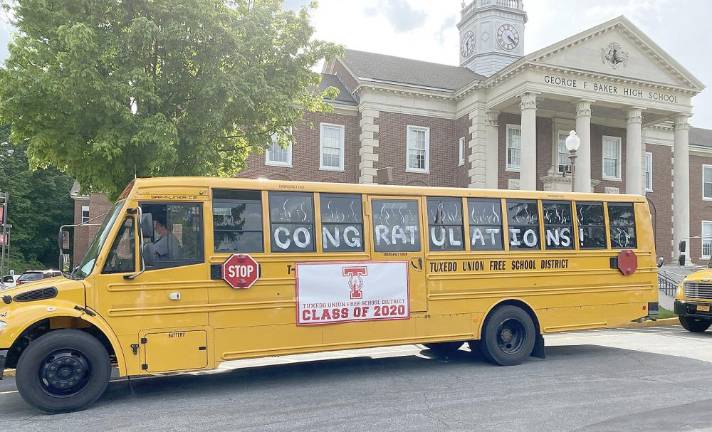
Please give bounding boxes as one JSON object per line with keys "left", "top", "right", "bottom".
{"left": 2, "top": 325, "right": 712, "bottom": 432}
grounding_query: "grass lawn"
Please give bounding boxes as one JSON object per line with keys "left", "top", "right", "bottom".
{"left": 657, "top": 306, "right": 675, "bottom": 319}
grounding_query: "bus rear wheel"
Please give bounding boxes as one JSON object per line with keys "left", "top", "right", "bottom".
{"left": 422, "top": 342, "right": 463, "bottom": 356}
{"left": 679, "top": 316, "right": 712, "bottom": 333}
{"left": 16, "top": 329, "right": 111, "bottom": 413}
{"left": 478, "top": 305, "right": 536, "bottom": 366}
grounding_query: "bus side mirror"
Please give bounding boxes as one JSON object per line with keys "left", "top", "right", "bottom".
{"left": 657, "top": 257, "right": 664, "bottom": 268}
{"left": 141, "top": 213, "right": 154, "bottom": 239}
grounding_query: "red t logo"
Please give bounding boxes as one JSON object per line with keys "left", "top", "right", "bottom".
{"left": 343, "top": 266, "right": 367, "bottom": 299}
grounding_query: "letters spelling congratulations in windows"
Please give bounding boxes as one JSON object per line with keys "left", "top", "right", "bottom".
{"left": 372, "top": 200, "right": 421, "bottom": 252}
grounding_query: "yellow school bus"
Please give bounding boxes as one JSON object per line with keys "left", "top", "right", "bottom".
{"left": 674, "top": 266, "right": 712, "bottom": 332}
{"left": 0, "top": 177, "right": 658, "bottom": 412}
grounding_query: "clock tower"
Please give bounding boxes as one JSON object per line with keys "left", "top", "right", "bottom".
{"left": 458, "top": 0, "right": 527, "bottom": 77}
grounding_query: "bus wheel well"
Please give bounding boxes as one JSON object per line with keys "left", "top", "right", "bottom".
{"left": 482, "top": 300, "right": 541, "bottom": 337}
{"left": 5, "top": 317, "right": 116, "bottom": 369}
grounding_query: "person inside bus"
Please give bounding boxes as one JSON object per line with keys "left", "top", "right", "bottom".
{"left": 144, "top": 213, "right": 182, "bottom": 264}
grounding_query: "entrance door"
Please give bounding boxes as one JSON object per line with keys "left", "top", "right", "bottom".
{"left": 367, "top": 196, "right": 427, "bottom": 313}
{"left": 89, "top": 200, "right": 211, "bottom": 375}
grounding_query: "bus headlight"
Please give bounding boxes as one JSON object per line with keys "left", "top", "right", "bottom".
{"left": 0, "top": 321, "right": 6, "bottom": 332}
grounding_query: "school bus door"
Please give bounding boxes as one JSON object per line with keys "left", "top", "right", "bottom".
{"left": 367, "top": 196, "right": 427, "bottom": 313}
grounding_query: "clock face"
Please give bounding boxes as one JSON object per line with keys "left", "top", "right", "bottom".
{"left": 497, "top": 24, "right": 520, "bottom": 51}
{"left": 461, "top": 31, "right": 475, "bottom": 58}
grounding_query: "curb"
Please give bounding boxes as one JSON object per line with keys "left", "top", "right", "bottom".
{"left": 625, "top": 317, "right": 679, "bottom": 328}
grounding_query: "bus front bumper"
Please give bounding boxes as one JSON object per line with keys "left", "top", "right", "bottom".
{"left": 675, "top": 300, "right": 712, "bottom": 319}
{"left": 0, "top": 349, "right": 6, "bottom": 380}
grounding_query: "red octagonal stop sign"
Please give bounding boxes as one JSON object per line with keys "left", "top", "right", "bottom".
{"left": 222, "top": 254, "right": 260, "bottom": 289}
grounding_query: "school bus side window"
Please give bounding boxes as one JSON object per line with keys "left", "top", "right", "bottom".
{"left": 213, "top": 189, "right": 264, "bottom": 253}
{"left": 608, "top": 202, "right": 637, "bottom": 248}
{"left": 103, "top": 217, "right": 135, "bottom": 274}
{"left": 577, "top": 202, "right": 607, "bottom": 249}
{"left": 320, "top": 194, "right": 364, "bottom": 252}
{"left": 507, "top": 199, "right": 540, "bottom": 250}
{"left": 269, "top": 192, "right": 315, "bottom": 253}
{"left": 141, "top": 203, "right": 204, "bottom": 269}
{"left": 468, "top": 198, "right": 504, "bottom": 251}
{"left": 371, "top": 199, "right": 421, "bottom": 252}
{"left": 427, "top": 197, "right": 464, "bottom": 251}
{"left": 543, "top": 201, "right": 574, "bottom": 250}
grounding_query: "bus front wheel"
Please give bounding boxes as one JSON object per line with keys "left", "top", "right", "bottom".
{"left": 16, "top": 329, "right": 111, "bottom": 413}
{"left": 679, "top": 316, "right": 712, "bottom": 333}
{"left": 478, "top": 305, "right": 536, "bottom": 366}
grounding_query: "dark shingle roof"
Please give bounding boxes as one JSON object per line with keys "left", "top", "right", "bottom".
{"left": 691, "top": 127, "right": 712, "bottom": 148}
{"left": 341, "top": 49, "right": 484, "bottom": 92}
{"left": 319, "top": 73, "right": 357, "bottom": 105}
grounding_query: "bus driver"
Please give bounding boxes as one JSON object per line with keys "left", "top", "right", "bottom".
{"left": 145, "top": 213, "right": 181, "bottom": 263}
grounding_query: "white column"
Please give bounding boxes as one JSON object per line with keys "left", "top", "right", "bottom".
{"left": 485, "top": 110, "right": 499, "bottom": 189}
{"left": 625, "top": 108, "right": 644, "bottom": 195}
{"left": 519, "top": 93, "right": 537, "bottom": 191}
{"left": 358, "top": 108, "right": 379, "bottom": 184}
{"left": 673, "top": 114, "right": 691, "bottom": 265}
{"left": 574, "top": 100, "right": 592, "bottom": 192}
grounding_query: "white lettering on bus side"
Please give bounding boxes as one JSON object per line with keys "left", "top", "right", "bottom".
{"left": 322, "top": 226, "right": 362, "bottom": 249}
{"left": 471, "top": 227, "right": 500, "bottom": 247}
{"left": 545, "top": 227, "right": 571, "bottom": 247}
{"left": 430, "top": 227, "right": 463, "bottom": 248}
{"left": 375, "top": 225, "right": 418, "bottom": 247}
{"left": 509, "top": 228, "right": 538, "bottom": 248}
{"left": 273, "top": 226, "right": 313, "bottom": 250}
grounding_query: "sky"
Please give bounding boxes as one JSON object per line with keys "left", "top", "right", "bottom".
{"left": 1, "top": 1, "right": 710, "bottom": 127}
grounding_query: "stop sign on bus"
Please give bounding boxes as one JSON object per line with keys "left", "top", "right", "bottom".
{"left": 222, "top": 254, "right": 260, "bottom": 289}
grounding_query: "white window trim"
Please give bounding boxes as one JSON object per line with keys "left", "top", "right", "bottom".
{"left": 551, "top": 119, "right": 574, "bottom": 173}
{"left": 703, "top": 164, "right": 712, "bottom": 201}
{"left": 505, "top": 124, "right": 521, "bottom": 172}
{"left": 458, "top": 137, "right": 465, "bottom": 166}
{"left": 702, "top": 221, "right": 712, "bottom": 259}
{"left": 81, "top": 205, "right": 90, "bottom": 224}
{"left": 601, "top": 135, "right": 622, "bottom": 181}
{"left": 555, "top": 129, "right": 572, "bottom": 174}
{"left": 265, "top": 130, "right": 293, "bottom": 167}
{"left": 645, "top": 152, "right": 653, "bottom": 192}
{"left": 406, "top": 125, "right": 430, "bottom": 174}
{"left": 319, "top": 123, "right": 346, "bottom": 171}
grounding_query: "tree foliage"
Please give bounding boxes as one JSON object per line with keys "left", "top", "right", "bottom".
{"left": 0, "top": 0, "right": 340, "bottom": 197}
{"left": 0, "top": 125, "right": 74, "bottom": 272}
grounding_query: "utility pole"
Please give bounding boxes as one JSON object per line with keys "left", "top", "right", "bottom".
{"left": 0, "top": 192, "right": 8, "bottom": 276}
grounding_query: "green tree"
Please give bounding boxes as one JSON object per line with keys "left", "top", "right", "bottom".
{"left": 0, "top": 125, "right": 75, "bottom": 273}
{"left": 0, "top": 0, "right": 340, "bottom": 197}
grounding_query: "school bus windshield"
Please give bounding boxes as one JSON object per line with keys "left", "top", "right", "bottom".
{"left": 72, "top": 200, "right": 124, "bottom": 279}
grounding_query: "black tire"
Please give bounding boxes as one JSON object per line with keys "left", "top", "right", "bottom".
{"left": 16, "top": 329, "right": 111, "bottom": 413}
{"left": 479, "top": 305, "right": 536, "bottom": 366}
{"left": 679, "top": 316, "right": 712, "bottom": 333}
{"left": 422, "top": 342, "right": 463, "bottom": 355}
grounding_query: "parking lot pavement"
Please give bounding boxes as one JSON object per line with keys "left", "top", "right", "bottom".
{"left": 2, "top": 325, "right": 712, "bottom": 432}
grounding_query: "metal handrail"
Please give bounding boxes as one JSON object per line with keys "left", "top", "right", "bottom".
{"left": 658, "top": 270, "right": 678, "bottom": 297}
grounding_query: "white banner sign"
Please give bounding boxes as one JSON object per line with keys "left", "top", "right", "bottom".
{"left": 296, "top": 261, "right": 409, "bottom": 325}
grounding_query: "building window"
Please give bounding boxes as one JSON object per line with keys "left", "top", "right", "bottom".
{"left": 703, "top": 165, "right": 712, "bottom": 200}
{"left": 320, "top": 123, "right": 345, "bottom": 171}
{"left": 602, "top": 136, "right": 622, "bottom": 180}
{"left": 506, "top": 125, "right": 521, "bottom": 172}
{"left": 265, "top": 133, "right": 292, "bottom": 167}
{"left": 703, "top": 221, "right": 712, "bottom": 259}
{"left": 406, "top": 125, "right": 429, "bottom": 173}
{"left": 81, "top": 205, "right": 90, "bottom": 224}
{"left": 645, "top": 152, "right": 653, "bottom": 192}
{"left": 557, "top": 131, "right": 570, "bottom": 174}
{"left": 458, "top": 137, "right": 466, "bottom": 166}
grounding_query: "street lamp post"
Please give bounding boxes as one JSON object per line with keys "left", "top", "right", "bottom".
{"left": 566, "top": 131, "right": 581, "bottom": 192}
